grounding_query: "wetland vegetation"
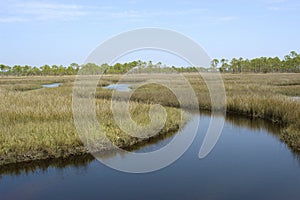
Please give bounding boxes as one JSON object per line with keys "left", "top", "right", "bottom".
{"left": 0, "top": 65, "right": 300, "bottom": 166}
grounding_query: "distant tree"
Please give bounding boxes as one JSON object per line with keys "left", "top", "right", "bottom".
{"left": 230, "top": 58, "right": 239, "bottom": 73}
{"left": 219, "top": 58, "right": 229, "bottom": 72}
{"left": 31, "top": 67, "right": 41, "bottom": 75}
{"left": 2, "top": 51, "right": 300, "bottom": 76}
{"left": 211, "top": 59, "right": 219, "bottom": 71}
{"left": 81, "top": 63, "right": 102, "bottom": 74}
{"left": 12, "top": 65, "right": 23, "bottom": 76}
{"left": 66, "top": 63, "right": 80, "bottom": 75}
{"left": 40, "top": 65, "right": 51, "bottom": 75}
{"left": 0, "top": 64, "right": 11, "bottom": 75}
{"left": 23, "top": 65, "right": 31, "bottom": 76}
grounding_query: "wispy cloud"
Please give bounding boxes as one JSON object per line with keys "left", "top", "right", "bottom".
{"left": 266, "top": 0, "right": 300, "bottom": 11}
{"left": 0, "top": 1, "right": 236, "bottom": 25}
{"left": 0, "top": 1, "right": 90, "bottom": 22}
{"left": 19, "top": 1, "right": 89, "bottom": 20}
{"left": 267, "top": 5, "right": 300, "bottom": 11}
{"left": 104, "top": 8, "right": 209, "bottom": 23}
{"left": 0, "top": 17, "right": 28, "bottom": 23}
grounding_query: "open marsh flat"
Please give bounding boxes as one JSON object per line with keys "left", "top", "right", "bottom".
{"left": 0, "top": 73, "right": 300, "bottom": 199}
{"left": 0, "top": 73, "right": 300, "bottom": 164}
{"left": 1, "top": 0, "right": 300, "bottom": 198}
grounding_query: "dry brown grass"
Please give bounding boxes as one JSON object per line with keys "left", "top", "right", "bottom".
{"left": 1, "top": 73, "right": 300, "bottom": 166}
{"left": 0, "top": 76, "right": 185, "bottom": 165}
{"left": 97, "top": 73, "right": 300, "bottom": 151}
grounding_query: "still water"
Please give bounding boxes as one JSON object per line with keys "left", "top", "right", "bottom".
{"left": 103, "top": 83, "right": 131, "bottom": 92}
{"left": 42, "top": 83, "right": 61, "bottom": 88}
{"left": 1, "top": 113, "right": 300, "bottom": 200}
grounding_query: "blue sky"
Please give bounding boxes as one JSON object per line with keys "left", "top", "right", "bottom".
{"left": 0, "top": 0, "right": 299, "bottom": 67}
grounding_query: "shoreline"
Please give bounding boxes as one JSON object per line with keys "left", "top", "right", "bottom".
{"left": 0, "top": 123, "right": 181, "bottom": 167}
{"left": 0, "top": 101, "right": 299, "bottom": 167}
{"left": 0, "top": 108, "right": 293, "bottom": 170}
{"left": 1, "top": 73, "right": 300, "bottom": 168}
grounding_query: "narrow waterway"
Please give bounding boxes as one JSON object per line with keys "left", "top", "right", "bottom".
{"left": 1, "top": 112, "right": 300, "bottom": 200}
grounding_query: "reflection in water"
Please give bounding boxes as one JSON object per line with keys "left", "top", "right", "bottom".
{"left": 292, "top": 152, "right": 300, "bottom": 167}
{"left": 95, "top": 128, "right": 177, "bottom": 159}
{"left": 0, "top": 111, "right": 298, "bottom": 176}
{"left": 225, "top": 113, "right": 281, "bottom": 136}
{"left": 0, "top": 154, "right": 94, "bottom": 177}
{"left": 2, "top": 112, "right": 300, "bottom": 200}
{"left": 225, "top": 113, "right": 300, "bottom": 167}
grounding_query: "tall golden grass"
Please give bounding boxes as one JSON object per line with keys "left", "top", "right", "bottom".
{"left": 0, "top": 73, "right": 300, "bottom": 165}
{"left": 0, "top": 77, "right": 185, "bottom": 165}
{"left": 96, "top": 73, "right": 300, "bottom": 151}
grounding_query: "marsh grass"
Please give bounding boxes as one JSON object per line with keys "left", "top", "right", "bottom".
{"left": 97, "top": 73, "right": 300, "bottom": 151}
{"left": 1, "top": 73, "right": 300, "bottom": 165}
{"left": 0, "top": 77, "right": 186, "bottom": 165}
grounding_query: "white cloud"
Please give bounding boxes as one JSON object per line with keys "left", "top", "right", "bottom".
{"left": 105, "top": 8, "right": 208, "bottom": 22}
{"left": 0, "top": 1, "right": 236, "bottom": 25}
{"left": 0, "top": 1, "right": 90, "bottom": 22}
{"left": 267, "top": 5, "right": 300, "bottom": 11}
{"left": 266, "top": 0, "right": 300, "bottom": 11}
{"left": 0, "top": 17, "right": 28, "bottom": 23}
{"left": 17, "top": 2, "right": 88, "bottom": 20}
{"left": 0, "top": 1, "right": 148, "bottom": 23}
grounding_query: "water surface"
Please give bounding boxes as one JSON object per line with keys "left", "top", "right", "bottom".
{"left": 1, "top": 113, "right": 300, "bottom": 200}
{"left": 103, "top": 83, "right": 131, "bottom": 92}
{"left": 42, "top": 83, "right": 61, "bottom": 88}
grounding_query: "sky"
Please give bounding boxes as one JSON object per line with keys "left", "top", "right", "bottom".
{"left": 0, "top": 0, "right": 300, "bottom": 67}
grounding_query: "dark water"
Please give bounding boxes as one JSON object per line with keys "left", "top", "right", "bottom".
{"left": 1, "top": 113, "right": 300, "bottom": 200}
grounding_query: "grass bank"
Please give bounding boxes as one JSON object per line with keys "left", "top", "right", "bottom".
{"left": 0, "top": 77, "right": 187, "bottom": 165}
{"left": 1, "top": 73, "right": 300, "bottom": 166}
{"left": 96, "top": 73, "right": 300, "bottom": 152}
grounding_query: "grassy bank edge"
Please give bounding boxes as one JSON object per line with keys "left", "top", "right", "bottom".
{"left": 1, "top": 74, "right": 300, "bottom": 168}
{"left": 0, "top": 120, "right": 182, "bottom": 167}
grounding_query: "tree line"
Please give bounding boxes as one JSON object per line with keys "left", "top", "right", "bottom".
{"left": 1, "top": 51, "right": 299, "bottom": 76}
{"left": 0, "top": 61, "right": 143, "bottom": 76}
{"left": 212, "top": 51, "right": 300, "bottom": 73}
